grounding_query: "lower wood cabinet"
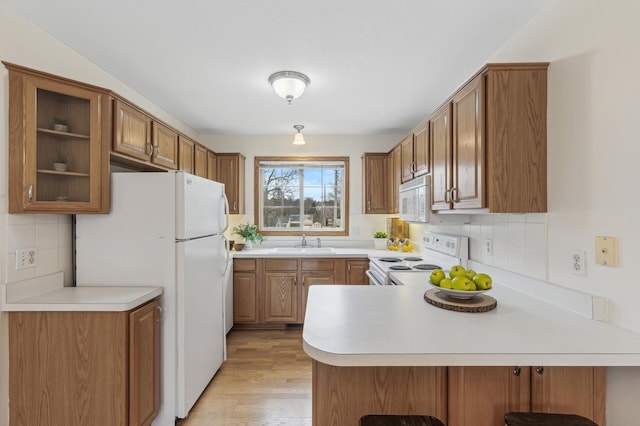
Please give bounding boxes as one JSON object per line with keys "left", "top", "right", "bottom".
{"left": 312, "top": 363, "right": 605, "bottom": 426}
{"left": 448, "top": 366, "right": 606, "bottom": 426}
{"left": 232, "top": 257, "right": 370, "bottom": 327}
{"left": 313, "top": 361, "right": 448, "bottom": 426}
{"left": 345, "top": 259, "right": 370, "bottom": 285}
{"left": 233, "top": 258, "right": 259, "bottom": 324}
{"left": 9, "top": 299, "right": 160, "bottom": 426}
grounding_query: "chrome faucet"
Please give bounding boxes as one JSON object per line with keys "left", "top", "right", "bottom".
{"left": 301, "top": 234, "right": 307, "bottom": 247}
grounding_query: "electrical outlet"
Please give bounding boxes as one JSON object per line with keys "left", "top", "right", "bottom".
{"left": 16, "top": 248, "right": 37, "bottom": 270}
{"left": 483, "top": 239, "right": 493, "bottom": 256}
{"left": 571, "top": 250, "right": 586, "bottom": 276}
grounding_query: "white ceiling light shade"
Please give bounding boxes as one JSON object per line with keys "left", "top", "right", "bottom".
{"left": 268, "top": 71, "right": 310, "bottom": 105}
{"left": 293, "top": 125, "right": 306, "bottom": 145}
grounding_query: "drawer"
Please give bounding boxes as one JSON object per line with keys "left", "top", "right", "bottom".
{"left": 264, "top": 258, "right": 298, "bottom": 271}
{"left": 301, "top": 259, "right": 334, "bottom": 271}
{"left": 233, "top": 258, "right": 256, "bottom": 271}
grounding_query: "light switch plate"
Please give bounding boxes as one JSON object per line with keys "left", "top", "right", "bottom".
{"left": 595, "top": 236, "right": 617, "bottom": 266}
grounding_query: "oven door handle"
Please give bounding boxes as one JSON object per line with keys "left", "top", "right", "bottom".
{"left": 366, "top": 270, "right": 383, "bottom": 286}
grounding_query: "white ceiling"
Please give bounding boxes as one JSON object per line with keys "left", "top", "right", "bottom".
{"left": 6, "top": 0, "right": 548, "bottom": 136}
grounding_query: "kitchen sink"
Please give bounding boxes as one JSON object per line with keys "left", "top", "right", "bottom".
{"left": 270, "top": 247, "right": 335, "bottom": 254}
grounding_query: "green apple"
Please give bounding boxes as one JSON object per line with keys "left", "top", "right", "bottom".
{"left": 430, "top": 269, "right": 446, "bottom": 285}
{"left": 451, "top": 275, "right": 473, "bottom": 291}
{"left": 465, "top": 269, "right": 477, "bottom": 280}
{"left": 439, "top": 278, "right": 453, "bottom": 289}
{"left": 472, "top": 273, "right": 493, "bottom": 290}
{"left": 448, "top": 265, "right": 467, "bottom": 279}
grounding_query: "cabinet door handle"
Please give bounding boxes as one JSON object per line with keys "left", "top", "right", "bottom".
{"left": 153, "top": 145, "right": 160, "bottom": 158}
{"left": 27, "top": 184, "right": 33, "bottom": 202}
{"left": 294, "top": 276, "right": 297, "bottom": 286}
{"left": 156, "top": 305, "right": 163, "bottom": 323}
{"left": 233, "top": 201, "right": 237, "bottom": 211}
{"left": 513, "top": 367, "right": 521, "bottom": 376}
{"left": 444, "top": 189, "right": 451, "bottom": 203}
{"left": 367, "top": 201, "right": 371, "bottom": 211}
{"left": 348, "top": 264, "right": 351, "bottom": 272}
{"left": 146, "top": 143, "right": 153, "bottom": 156}
{"left": 451, "top": 187, "right": 458, "bottom": 203}
{"left": 536, "top": 366, "right": 544, "bottom": 375}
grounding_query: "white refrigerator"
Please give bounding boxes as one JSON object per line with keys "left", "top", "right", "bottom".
{"left": 75, "top": 171, "right": 229, "bottom": 425}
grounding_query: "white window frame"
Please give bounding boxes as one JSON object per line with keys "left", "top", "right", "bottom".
{"left": 255, "top": 156, "right": 349, "bottom": 236}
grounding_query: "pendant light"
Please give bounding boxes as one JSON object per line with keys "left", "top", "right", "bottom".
{"left": 293, "top": 125, "right": 306, "bottom": 145}
{"left": 269, "top": 71, "right": 310, "bottom": 105}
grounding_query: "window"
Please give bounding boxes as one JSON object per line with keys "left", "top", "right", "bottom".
{"left": 255, "top": 157, "right": 349, "bottom": 236}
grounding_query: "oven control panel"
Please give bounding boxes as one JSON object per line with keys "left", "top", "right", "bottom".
{"left": 422, "top": 232, "right": 468, "bottom": 258}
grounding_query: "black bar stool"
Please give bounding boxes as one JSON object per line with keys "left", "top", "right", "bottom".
{"left": 505, "top": 412, "right": 598, "bottom": 425}
{"left": 360, "top": 415, "right": 445, "bottom": 426}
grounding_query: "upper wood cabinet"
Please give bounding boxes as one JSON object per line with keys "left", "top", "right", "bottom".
{"left": 113, "top": 99, "right": 153, "bottom": 161}
{"left": 151, "top": 121, "right": 178, "bottom": 169}
{"left": 207, "top": 151, "right": 217, "bottom": 181}
{"left": 431, "top": 103, "right": 453, "bottom": 211}
{"left": 363, "top": 153, "right": 388, "bottom": 214}
{"left": 217, "top": 153, "right": 245, "bottom": 214}
{"left": 178, "top": 135, "right": 195, "bottom": 173}
{"left": 4, "top": 62, "right": 111, "bottom": 214}
{"left": 399, "top": 125, "right": 429, "bottom": 184}
{"left": 194, "top": 144, "right": 208, "bottom": 178}
{"left": 113, "top": 98, "right": 179, "bottom": 170}
{"left": 386, "top": 145, "right": 401, "bottom": 214}
{"left": 431, "top": 63, "right": 548, "bottom": 213}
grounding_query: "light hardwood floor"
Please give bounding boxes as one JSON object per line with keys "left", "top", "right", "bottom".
{"left": 177, "top": 328, "right": 312, "bottom": 426}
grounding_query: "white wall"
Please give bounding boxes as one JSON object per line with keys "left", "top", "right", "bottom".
{"left": 410, "top": 1, "right": 640, "bottom": 424}
{"left": 0, "top": 3, "right": 200, "bottom": 424}
{"left": 201, "top": 134, "right": 401, "bottom": 247}
{"left": 2, "top": 0, "right": 640, "bottom": 424}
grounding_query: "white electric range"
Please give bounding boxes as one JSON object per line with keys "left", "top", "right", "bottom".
{"left": 367, "top": 232, "right": 469, "bottom": 286}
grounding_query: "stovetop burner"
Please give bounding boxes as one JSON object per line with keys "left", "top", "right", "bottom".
{"left": 412, "top": 264, "right": 442, "bottom": 271}
{"left": 403, "top": 256, "right": 423, "bottom": 262}
{"left": 389, "top": 265, "right": 412, "bottom": 270}
{"left": 379, "top": 257, "right": 402, "bottom": 262}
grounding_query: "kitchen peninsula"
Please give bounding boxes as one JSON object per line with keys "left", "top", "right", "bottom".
{"left": 302, "top": 276, "right": 640, "bottom": 426}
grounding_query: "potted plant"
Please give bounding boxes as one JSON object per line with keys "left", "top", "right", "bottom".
{"left": 373, "top": 231, "right": 388, "bottom": 250}
{"left": 232, "top": 223, "right": 265, "bottom": 250}
{"left": 53, "top": 118, "right": 68, "bottom": 132}
{"left": 53, "top": 148, "right": 68, "bottom": 171}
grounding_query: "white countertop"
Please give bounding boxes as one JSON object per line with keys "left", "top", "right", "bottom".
{"left": 302, "top": 273, "right": 640, "bottom": 367}
{"left": 1, "top": 272, "right": 162, "bottom": 312}
{"left": 232, "top": 247, "right": 401, "bottom": 258}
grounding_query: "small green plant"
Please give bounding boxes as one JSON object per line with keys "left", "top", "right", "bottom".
{"left": 374, "top": 231, "right": 388, "bottom": 239}
{"left": 232, "top": 223, "right": 265, "bottom": 243}
{"left": 54, "top": 148, "right": 68, "bottom": 164}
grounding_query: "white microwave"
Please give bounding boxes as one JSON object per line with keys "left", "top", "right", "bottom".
{"left": 399, "top": 175, "right": 430, "bottom": 223}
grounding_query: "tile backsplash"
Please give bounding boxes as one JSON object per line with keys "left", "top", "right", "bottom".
{"left": 411, "top": 213, "right": 548, "bottom": 281}
{"left": 1, "top": 213, "right": 73, "bottom": 285}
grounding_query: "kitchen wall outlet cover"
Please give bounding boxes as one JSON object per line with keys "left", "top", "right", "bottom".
{"left": 571, "top": 249, "right": 586, "bottom": 276}
{"left": 595, "top": 236, "right": 617, "bottom": 266}
{"left": 16, "top": 248, "right": 37, "bottom": 270}
{"left": 484, "top": 239, "right": 493, "bottom": 256}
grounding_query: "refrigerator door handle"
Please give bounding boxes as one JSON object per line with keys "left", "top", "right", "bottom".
{"left": 222, "top": 235, "right": 230, "bottom": 275}
{"left": 221, "top": 192, "right": 230, "bottom": 233}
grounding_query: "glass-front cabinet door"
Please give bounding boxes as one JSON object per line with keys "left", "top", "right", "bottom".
{"left": 5, "top": 62, "right": 110, "bottom": 213}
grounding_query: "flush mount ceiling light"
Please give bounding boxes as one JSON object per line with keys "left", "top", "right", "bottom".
{"left": 268, "top": 71, "right": 310, "bottom": 105}
{"left": 293, "top": 125, "right": 306, "bottom": 145}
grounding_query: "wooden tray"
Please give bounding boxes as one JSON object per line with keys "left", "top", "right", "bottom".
{"left": 424, "top": 288, "right": 497, "bottom": 313}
